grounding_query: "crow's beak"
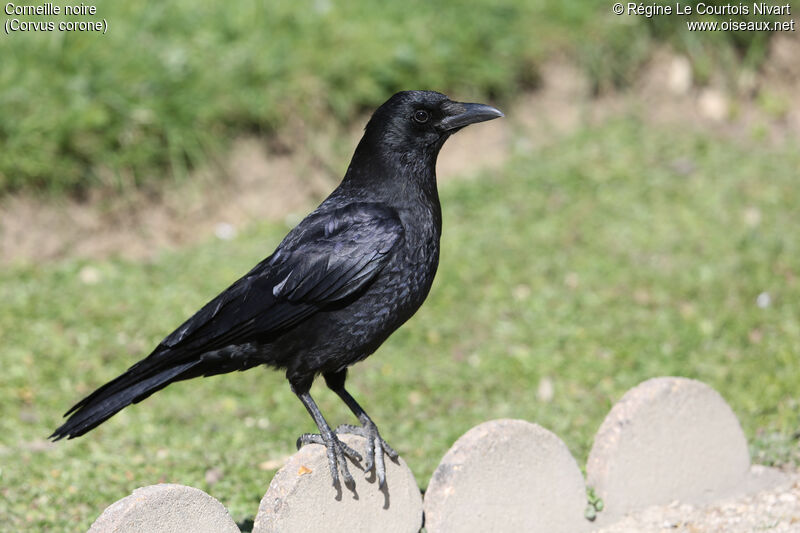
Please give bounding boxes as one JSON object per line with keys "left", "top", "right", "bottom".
{"left": 439, "top": 102, "right": 504, "bottom": 131}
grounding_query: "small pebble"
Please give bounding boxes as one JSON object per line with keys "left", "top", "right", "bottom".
{"left": 79, "top": 265, "right": 102, "bottom": 285}
{"left": 204, "top": 468, "right": 224, "bottom": 485}
{"left": 756, "top": 292, "right": 771, "bottom": 309}
{"left": 537, "top": 377, "right": 554, "bottom": 403}
{"left": 214, "top": 222, "right": 237, "bottom": 241}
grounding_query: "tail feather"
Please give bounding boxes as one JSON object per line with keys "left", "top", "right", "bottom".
{"left": 50, "top": 359, "right": 199, "bottom": 440}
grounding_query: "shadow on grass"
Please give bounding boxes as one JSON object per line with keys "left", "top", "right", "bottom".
{"left": 237, "top": 517, "right": 255, "bottom": 532}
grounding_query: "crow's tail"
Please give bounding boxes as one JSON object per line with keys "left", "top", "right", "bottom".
{"left": 50, "top": 356, "right": 200, "bottom": 441}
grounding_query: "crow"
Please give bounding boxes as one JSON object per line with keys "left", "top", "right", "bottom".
{"left": 51, "top": 90, "right": 503, "bottom": 489}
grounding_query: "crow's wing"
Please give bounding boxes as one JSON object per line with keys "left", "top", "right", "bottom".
{"left": 52, "top": 204, "right": 404, "bottom": 438}
{"left": 159, "top": 202, "right": 404, "bottom": 353}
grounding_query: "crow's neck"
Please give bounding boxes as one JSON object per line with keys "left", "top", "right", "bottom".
{"left": 340, "top": 134, "right": 442, "bottom": 213}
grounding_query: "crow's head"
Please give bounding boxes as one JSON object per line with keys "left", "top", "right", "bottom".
{"left": 363, "top": 90, "right": 504, "bottom": 156}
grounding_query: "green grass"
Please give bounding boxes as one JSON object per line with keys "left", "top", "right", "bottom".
{"left": 0, "top": 0, "right": 785, "bottom": 195}
{"left": 2, "top": 119, "right": 799, "bottom": 530}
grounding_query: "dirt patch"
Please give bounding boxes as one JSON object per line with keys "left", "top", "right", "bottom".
{"left": 0, "top": 137, "right": 337, "bottom": 264}
{"left": 2, "top": 35, "right": 798, "bottom": 266}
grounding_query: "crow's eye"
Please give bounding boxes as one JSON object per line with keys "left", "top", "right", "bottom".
{"left": 413, "top": 110, "right": 430, "bottom": 124}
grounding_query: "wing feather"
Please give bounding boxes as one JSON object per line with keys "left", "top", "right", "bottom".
{"left": 157, "top": 203, "right": 404, "bottom": 354}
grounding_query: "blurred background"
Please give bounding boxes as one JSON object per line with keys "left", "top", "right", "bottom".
{"left": 1, "top": 1, "right": 798, "bottom": 530}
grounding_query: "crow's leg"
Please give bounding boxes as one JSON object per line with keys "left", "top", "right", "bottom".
{"left": 295, "top": 389, "right": 361, "bottom": 489}
{"left": 324, "top": 369, "right": 399, "bottom": 488}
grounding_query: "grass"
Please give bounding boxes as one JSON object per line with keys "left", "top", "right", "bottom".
{"left": 0, "top": 0, "right": 786, "bottom": 195}
{"left": 1, "top": 118, "right": 799, "bottom": 530}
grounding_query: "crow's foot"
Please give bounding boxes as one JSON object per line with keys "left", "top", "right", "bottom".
{"left": 335, "top": 422, "right": 398, "bottom": 488}
{"left": 296, "top": 432, "right": 362, "bottom": 489}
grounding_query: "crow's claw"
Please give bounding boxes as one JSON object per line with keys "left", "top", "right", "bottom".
{"left": 335, "top": 422, "right": 397, "bottom": 488}
{"left": 297, "top": 432, "right": 361, "bottom": 489}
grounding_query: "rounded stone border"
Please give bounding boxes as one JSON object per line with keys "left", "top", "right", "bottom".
{"left": 253, "top": 434, "right": 423, "bottom": 533}
{"left": 88, "top": 483, "right": 240, "bottom": 533}
{"left": 586, "top": 377, "right": 751, "bottom": 522}
{"left": 424, "top": 419, "right": 588, "bottom": 533}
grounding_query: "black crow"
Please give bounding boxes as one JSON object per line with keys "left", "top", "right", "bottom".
{"left": 51, "top": 90, "right": 503, "bottom": 489}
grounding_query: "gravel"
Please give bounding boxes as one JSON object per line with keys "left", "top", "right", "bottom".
{"left": 595, "top": 472, "right": 800, "bottom": 533}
